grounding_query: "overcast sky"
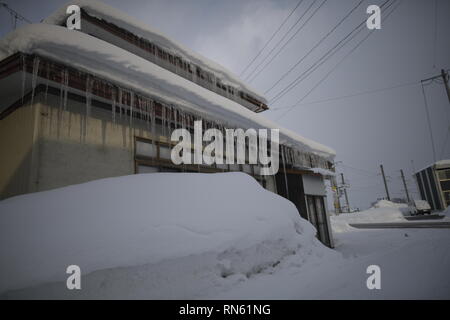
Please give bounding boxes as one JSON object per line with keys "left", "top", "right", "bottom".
{"left": 1, "top": 0, "right": 449, "bottom": 209}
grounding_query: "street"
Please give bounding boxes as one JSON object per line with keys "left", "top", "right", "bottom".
{"left": 350, "top": 221, "right": 450, "bottom": 229}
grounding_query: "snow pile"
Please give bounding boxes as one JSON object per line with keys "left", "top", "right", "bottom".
{"left": 43, "top": 0, "right": 267, "bottom": 104}
{"left": 331, "top": 200, "right": 407, "bottom": 233}
{"left": 0, "top": 23, "right": 335, "bottom": 160}
{"left": 373, "top": 199, "right": 408, "bottom": 209}
{"left": 217, "top": 228, "right": 450, "bottom": 299}
{"left": 440, "top": 206, "right": 450, "bottom": 220}
{"left": 0, "top": 172, "right": 326, "bottom": 297}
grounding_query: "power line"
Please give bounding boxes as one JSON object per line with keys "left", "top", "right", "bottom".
{"left": 269, "top": 0, "right": 394, "bottom": 106}
{"left": 338, "top": 163, "right": 379, "bottom": 177}
{"left": 432, "top": 0, "right": 438, "bottom": 69}
{"left": 274, "top": 0, "right": 401, "bottom": 120}
{"left": 239, "top": 0, "right": 304, "bottom": 77}
{"left": 264, "top": 0, "right": 365, "bottom": 95}
{"left": 269, "top": 79, "right": 417, "bottom": 110}
{"left": 243, "top": 0, "right": 321, "bottom": 82}
{"left": 421, "top": 81, "right": 437, "bottom": 163}
{"left": 0, "top": 2, "right": 32, "bottom": 29}
{"left": 246, "top": 0, "right": 328, "bottom": 83}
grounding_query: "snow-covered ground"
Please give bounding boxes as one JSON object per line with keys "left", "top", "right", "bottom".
{"left": 0, "top": 172, "right": 331, "bottom": 299}
{"left": 330, "top": 200, "right": 408, "bottom": 232}
{"left": 0, "top": 175, "right": 449, "bottom": 299}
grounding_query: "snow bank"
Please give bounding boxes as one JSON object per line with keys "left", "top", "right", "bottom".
{"left": 440, "top": 206, "right": 450, "bottom": 220}
{"left": 0, "top": 172, "right": 321, "bottom": 295}
{"left": 331, "top": 200, "right": 407, "bottom": 233}
{"left": 373, "top": 199, "right": 408, "bottom": 209}
{"left": 0, "top": 23, "right": 335, "bottom": 160}
{"left": 43, "top": 0, "right": 266, "bottom": 104}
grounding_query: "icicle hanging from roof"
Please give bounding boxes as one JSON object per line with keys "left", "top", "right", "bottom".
{"left": 30, "top": 56, "right": 40, "bottom": 108}
{"left": 111, "top": 85, "right": 116, "bottom": 125}
{"left": 129, "top": 90, "right": 134, "bottom": 128}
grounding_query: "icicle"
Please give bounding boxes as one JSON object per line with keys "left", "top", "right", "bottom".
{"left": 21, "top": 55, "right": 26, "bottom": 105}
{"left": 45, "top": 63, "right": 50, "bottom": 102}
{"left": 167, "top": 106, "right": 171, "bottom": 137}
{"left": 118, "top": 87, "right": 123, "bottom": 121}
{"left": 59, "top": 71, "right": 64, "bottom": 111}
{"left": 281, "top": 146, "right": 289, "bottom": 198}
{"left": 181, "top": 110, "right": 185, "bottom": 130}
{"left": 29, "top": 56, "right": 40, "bottom": 108}
{"left": 151, "top": 100, "right": 156, "bottom": 140}
{"left": 161, "top": 105, "right": 166, "bottom": 138}
{"left": 171, "top": 107, "right": 176, "bottom": 132}
{"left": 64, "top": 69, "right": 69, "bottom": 111}
{"left": 145, "top": 99, "right": 150, "bottom": 129}
{"left": 59, "top": 68, "right": 68, "bottom": 111}
{"left": 84, "top": 76, "right": 93, "bottom": 140}
{"left": 167, "top": 105, "right": 172, "bottom": 136}
{"left": 129, "top": 91, "right": 134, "bottom": 128}
{"left": 85, "top": 76, "right": 92, "bottom": 118}
{"left": 111, "top": 86, "right": 116, "bottom": 125}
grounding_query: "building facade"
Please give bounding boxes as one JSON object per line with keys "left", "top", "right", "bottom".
{"left": 0, "top": 1, "right": 336, "bottom": 247}
{"left": 415, "top": 160, "right": 450, "bottom": 211}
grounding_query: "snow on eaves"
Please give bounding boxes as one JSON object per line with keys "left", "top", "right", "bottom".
{"left": 415, "top": 159, "right": 450, "bottom": 173}
{"left": 43, "top": 0, "right": 267, "bottom": 104}
{"left": 0, "top": 24, "right": 336, "bottom": 159}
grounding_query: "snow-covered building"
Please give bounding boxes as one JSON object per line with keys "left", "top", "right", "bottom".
{"left": 414, "top": 160, "right": 450, "bottom": 211}
{"left": 0, "top": 1, "right": 336, "bottom": 247}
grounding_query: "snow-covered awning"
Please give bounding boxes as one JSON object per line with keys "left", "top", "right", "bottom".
{"left": 43, "top": 0, "right": 267, "bottom": 106}
{"left": 0, "top": 23, "right": 335, "bottom": 160}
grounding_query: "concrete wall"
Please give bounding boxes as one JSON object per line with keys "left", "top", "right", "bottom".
{"left": 34, "top": 93, "right": 159, "bottom": 193}
{"left": 0, "top": 103, "right": 37, "bottom": 199}
{"left": 1, "top": 92, "right": 167, "bottom": 198}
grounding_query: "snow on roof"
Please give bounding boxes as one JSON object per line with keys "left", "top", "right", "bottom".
{"left": 435, "top": 160, "right": 450, "bottom": 169}
{"left": 43, "top": 0, "right": 267, "bottom": 104}
{"left": 0, "top": 23, "right": 335, "bottom": 159}
{"left": 415, "top": 159, "right": 450, "bottom": 173}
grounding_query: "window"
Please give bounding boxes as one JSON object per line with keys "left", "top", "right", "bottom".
{"left": 136, "top": 139, "right": 157, "bottom": 158}
{"left": 438, "top": 169, "right": 450, "bottom": 181}
{"left": 159, "top": 144, "right": 171, "bottom": 160}
{"left": 306, "top": 195, "right": 331, "bottom": 246}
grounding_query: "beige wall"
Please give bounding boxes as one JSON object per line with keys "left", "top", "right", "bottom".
{"left": 1, "top": 93, "right": 166, "bottom": 198}
{"left": 0, "top": 103, "right": 37, "bottom": 199}
{"left": 35, "top": 94, "right": 157, "bottom": 193}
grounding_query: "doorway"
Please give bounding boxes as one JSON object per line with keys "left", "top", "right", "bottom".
{"left": 306, "top": 195, "right": 331, "bottom": 246}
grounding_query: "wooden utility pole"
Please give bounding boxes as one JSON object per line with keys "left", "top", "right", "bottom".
{"left": 380, "top": 164, "right": 390, "bottom": 201}
{"left": 441, "top": 69, "right": 450, "bottom": 104}
{"left": 341, "top": 173, "right": 350, "bottom": 213}
{"left": 400, "top": 169, "right": 410, "bottom": 203}
{"left": 421, "top": 69, "right": 450, "bottom": 104}
{"left": 331, "top": 176, "right": 342, "bottom": 214}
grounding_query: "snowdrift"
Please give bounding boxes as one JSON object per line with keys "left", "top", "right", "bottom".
{"left": 0, "top": 172, "right": 325, "bottom": 297}
{"left": 331, "top": 200, "right": 407, "bottom": 233}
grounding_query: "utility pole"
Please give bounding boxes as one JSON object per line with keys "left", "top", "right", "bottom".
{"left": 400, "top": 169, "right": 410, "bottom": 203}
{"left": 380, "top": 164, "right": 390, "bottom": 201}
{"left": 442, "top": 69, "right": 450, "bottom": 104}
{"left": 421, "top": 69, "right": 450, "bottom": 104}
{"left": 331, "top": 176, "right": 342, "bottom": 215}
{"left": 340, "top": 173, "right": 350, "bottom": 213}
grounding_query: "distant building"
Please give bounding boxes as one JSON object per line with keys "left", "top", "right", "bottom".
{"left": 414, "top": 160, "right": 450, "bottom": 211}
{"left": 0, "top": 1, "right": 336, "bottom": 247}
